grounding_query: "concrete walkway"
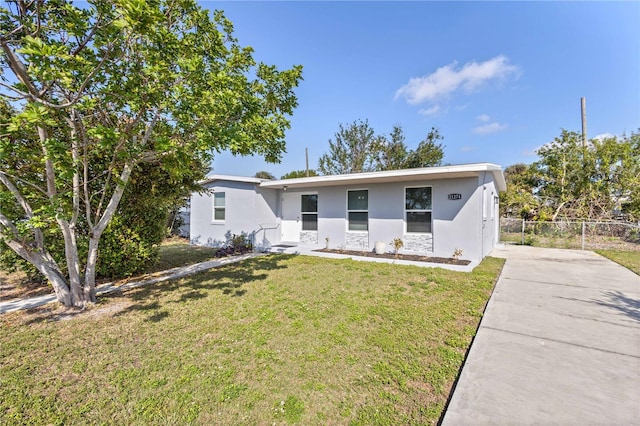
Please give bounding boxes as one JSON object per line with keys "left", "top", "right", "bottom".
{"left": 442, "top": 245, "right": 640, "bottom": 425}
{"left": 0, "top": 253, "right": 261, "bottom": 314}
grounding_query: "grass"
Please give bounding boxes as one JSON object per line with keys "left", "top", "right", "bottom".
{"left": 501, "top": 231, "right": 640, "bottom": 251}
{"left": 147, "top": 237, "right": 220, "bottom": 272}
{"left": 595, "top": 249, "right": 640, "bottom": 275}
{"left": 1, "top": 237, "right": 220, "bottom": 301}
{"left": 0, "top": 253, "right": 504, "bottom": 425}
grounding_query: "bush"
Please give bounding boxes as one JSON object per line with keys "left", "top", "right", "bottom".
{"left": 96, "top": 215, "right": 159, "bottom": 278}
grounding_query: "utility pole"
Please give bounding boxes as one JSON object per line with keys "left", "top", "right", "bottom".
{"left": 305, "top": 147, "right": 309, "bottom": 177}
{"left": 581, "top": 97, "right": 587, "bottom": 148}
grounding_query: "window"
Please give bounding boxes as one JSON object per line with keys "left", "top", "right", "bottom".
{"left": 301, "top": 194, "right": 318, "bottom": 231}
{"left": 405, "top": 187, "right": 431, "bottom": 233}
{"left": 347, "top": 190, "right": 368, "bottom": 231}
{"left": 213, "top": 192, "right": 225, "bottom": 221}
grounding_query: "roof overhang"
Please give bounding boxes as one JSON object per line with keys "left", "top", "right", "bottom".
{"left": 259, "top": 163, "right": 507, "bottom": 192}
{"left": 199, "top": 174, "right": 267, "bottom": 185}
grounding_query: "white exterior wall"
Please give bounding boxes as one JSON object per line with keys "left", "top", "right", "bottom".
{"left": 189, "top": 181, "right": 279, "bottom": 249}
{"left": 189, "top": 174, "right": 501, "bottom": 262}
{"left": 479, "top": 174, "right": 500, "bottom": 258}
{"left": 286, "top": 178, "right": 485, "bottom": 261}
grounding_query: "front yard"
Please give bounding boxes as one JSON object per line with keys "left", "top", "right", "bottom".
{"left": 1, "top": 254, "right": 504, "bottom": 425}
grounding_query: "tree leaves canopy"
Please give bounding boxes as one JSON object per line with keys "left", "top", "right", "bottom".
{"left": 280, "top": 169, "right": 319, "bottom": 179}
{"left": 318, "top": 120, "right": 445, "bottom": 175}
{"left": 501, "top": 129, "right": 640, "bottom": 221}
{"left": 0, "top": 0, "right": 303, "bottom": 306}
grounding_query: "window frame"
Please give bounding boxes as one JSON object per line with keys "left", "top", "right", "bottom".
{"left": 212, "top": 192, "right": 225, "bottom": 223}
{"left": 301, "top": 193, "right": 318, "bottom": 231}
{"left": 346, "top": 189, "right": 369, "bottom": 232}
{"left": 404, "top": 186, "right": 432, "bottom": 234}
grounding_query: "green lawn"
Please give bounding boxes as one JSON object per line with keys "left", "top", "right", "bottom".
{"left": 147, "top": 237, "right": 221, "bottom": 272}
{"left": 1, "top": 254, "right": 504, "bottom": 425}
{"left": 595, "top": 249, "right": 640, "bottom": 275}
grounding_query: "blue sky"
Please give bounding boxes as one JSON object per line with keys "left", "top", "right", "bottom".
{"left": 206, "top": 1, "right": 640, "bottom": 177}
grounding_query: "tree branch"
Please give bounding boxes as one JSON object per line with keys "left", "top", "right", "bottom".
{"left": 0, "top": 210, "right": 21, "bottom": 240}
{"left": 0, "top": 171, "right": 45, "bottom": 249}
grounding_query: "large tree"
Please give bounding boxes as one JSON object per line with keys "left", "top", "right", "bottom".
{"left": 402, "top": 127, "right": 445, "bottom": 169}
{"left": 318, "top": 120, "right": 445, "bottom": 175}
{"left": 374, "top": 125, "right": 408, "bottom": 171}
{"left": 318, "top": 119, "right": 380, "bottom": 175}
{"left": 528, "top": 130, "right": 639, "bottom": 220}
{"left": 0, "top": 0, "right": 302, "bottom": 307}
{"left": 500, "top": 163, "right": 541, "bottom": 219}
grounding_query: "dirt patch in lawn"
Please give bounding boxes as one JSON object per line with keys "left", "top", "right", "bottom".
{"left": 314, "top": 248, "right": 471, "bottom": 265}
{"left": 0, "top": 271, "right": 53, "bottom": 301}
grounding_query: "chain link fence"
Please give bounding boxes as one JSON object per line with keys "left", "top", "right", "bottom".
{"left": 500, "top": 218, "right": 640, "bottom": 251}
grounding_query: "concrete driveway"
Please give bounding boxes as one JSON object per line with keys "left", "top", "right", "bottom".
{"left": 442, "top": 245, "right": 640, "bottom": 425}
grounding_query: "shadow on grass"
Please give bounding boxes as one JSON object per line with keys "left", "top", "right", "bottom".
{"left": 112, "top": 254, "right": 294, "bottom": 322}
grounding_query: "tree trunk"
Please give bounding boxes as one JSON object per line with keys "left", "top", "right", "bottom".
{"left": 57, "top": 219, "right": 85, "bottom": 306}
{"left": 5, "top": 239, "right": 73, "bottom": 306}
{"left": 84, "top": 237, "right": 100, "bottom": 303}
{"left": 80, "top": 162, "right": 134, "bottom": 304}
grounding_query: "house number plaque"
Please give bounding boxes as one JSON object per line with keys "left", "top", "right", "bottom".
{"left": 448, "top": 193, "right": 462, "bottom": 200}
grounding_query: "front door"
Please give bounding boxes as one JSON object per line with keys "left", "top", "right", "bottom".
{"left": 281, "top": 192, "right": 300, "bottom": 242}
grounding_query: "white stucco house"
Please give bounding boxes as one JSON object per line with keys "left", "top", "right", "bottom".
{"left": 189, "top": 163, "right": 506, "bottom": 263}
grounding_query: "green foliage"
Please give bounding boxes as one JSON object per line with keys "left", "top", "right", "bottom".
{"left": 97, "top": 215, "right": 156, "bottom": 278}
{"left": 318, "top": 120, "right": 445, "bottom": 175}
{"left": 500, "top": 163, "right": 544, "bottom": 219}
{"left": 229, "top": 234, "right": 252, "bottom": 252}
{"left": 502, "top": 129, "right": 640, "bottom": 222}
{"left": 530, "top": 130, "right": 640, "bottom": 220}
{"left": 254, "top": 171, "right": 275, "bottom": 180}
{"left": 401, "top": 127, "right": 445, "bottom": 169}
{"left": 375, "top": 125, "right": 408, "bottom": 171}
{"left": 318, "top": 119, "right": 380, "bottom": 175}
{"left": 280, "top": 169, "right": 319, "bottom": 179}
{"left": 0, "top": 0, "right": 302, "bottom": 304}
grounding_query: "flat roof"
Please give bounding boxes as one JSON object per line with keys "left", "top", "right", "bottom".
{"left": 260, "top": 163, "right": 506, "bottom": 191}
{"left": 200, "top": 174, "right": 268, "bottom": 185}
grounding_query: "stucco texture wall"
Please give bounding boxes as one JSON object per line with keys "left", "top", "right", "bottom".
{"left": 288, "top": 177, "right": 485, "bottom": 261}
{"left": 189, "top": 181, "right": 278, "bottom": 249}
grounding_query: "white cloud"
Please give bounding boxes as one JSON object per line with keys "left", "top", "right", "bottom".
{"left": 593, "top": 133, "right": 615, "bottom": 141}
{"left": 395, "top": 55, "right": 520, "bottom": 105}
{"left": 472, "top": 122, "right": 508, "bottom": 135}
{"left": 476, "top": 114, "right": 491, "bottom": 122}
{"left": 460, "top": 146, "right": 476, "bottom": 152}
{"left": 418, "top": 105, "right": 441, "bottom": 116}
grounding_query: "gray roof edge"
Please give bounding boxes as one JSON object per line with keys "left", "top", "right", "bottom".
{"left": 260, "top": 162, "right": 506, "bottom": 191}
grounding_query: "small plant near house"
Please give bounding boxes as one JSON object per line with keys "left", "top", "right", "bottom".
{"left": 325, "top": 237, "right": 330, "bottom": 249}
{"left": 392, "top": 238, "right": 404, "bottom": 259}
{"left": 215, "top": 234, "right": 253, "bottom": 257}
{"left": 452, "top": 248, "right": 464, "bottom": 261}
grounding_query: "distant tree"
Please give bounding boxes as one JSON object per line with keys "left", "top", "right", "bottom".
{"left": 281, "top": 169, "right": 319, "bottom": 179}
{"left": 375, "top": 125, "right": 408, "bottom": 171}
{"left": 500, "top": 163, "right": 541, "bottom": 219}
{"left": 530, "top": 130, "right": 640, "bottom": 220}
{"left": 403, "top": 128, "right": 445, "bottom": 169}
{"left": 318, "top": 119, "right": 381, "bottom": 175}
{"left": 319, "top": 121, "right": 446, "bottom": 175}
{"left": 255, "top": 171, "right": 275, "bottom": 180}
